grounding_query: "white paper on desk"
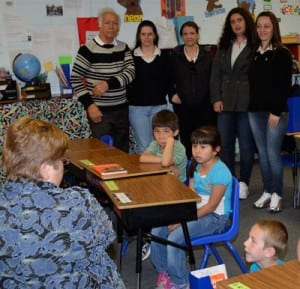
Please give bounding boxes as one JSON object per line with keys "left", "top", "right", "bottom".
{"left": 115, "top": 192, "right": 132, "bottom": 204}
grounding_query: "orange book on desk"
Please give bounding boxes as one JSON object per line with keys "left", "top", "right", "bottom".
{"left": 92, "top": 163, "right": 128, "bottom": 176}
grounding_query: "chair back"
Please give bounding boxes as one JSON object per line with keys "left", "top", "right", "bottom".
{"left": 287, "top": 96, "right": 300, "bottom": 133}
{"left": 226, "top": 177, "right": 240, "bottom": 238}
{"left": 100, "top": 134, "right": 114, "bottom": 147}
{"left": 184, "top": 159, "right": 192, "bottom": 185}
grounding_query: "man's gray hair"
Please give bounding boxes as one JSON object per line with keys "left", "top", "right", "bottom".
{"left": 98, "top": 7, "right": 121, "bottom": 26}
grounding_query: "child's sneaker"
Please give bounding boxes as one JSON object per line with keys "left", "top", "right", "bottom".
{"left": 141, "top": 241, "right": 151, "bottom": 261}
{"left": 155, "top": 272, "right": 170, "bottom": 289}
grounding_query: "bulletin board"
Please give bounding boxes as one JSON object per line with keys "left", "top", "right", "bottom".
{"left": 0, "top": 0, "right": 299, "bottom": 95}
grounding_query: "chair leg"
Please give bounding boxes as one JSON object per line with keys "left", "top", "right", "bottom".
{"left": 224, "top": 241, "right": 248, "bottom": 273}
{"left": 209, "top": 244, "right": 224, "bottom": 264}
{"left": 121, "top": 239, "right": 129, "bottom": 256}
{"left": 119, "top": 239, "right": 129, "bottom": 270}
{"left": 199, "top": 245, "right": 211, "bottom": 268}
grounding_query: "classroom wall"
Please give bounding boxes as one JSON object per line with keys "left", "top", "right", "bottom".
{"left": 0, "top": 0, "right": 299, "bottom": 95}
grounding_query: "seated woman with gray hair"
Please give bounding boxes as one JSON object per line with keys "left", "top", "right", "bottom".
{"left": 0, "top": 117, "right": 125, "bottom": 289}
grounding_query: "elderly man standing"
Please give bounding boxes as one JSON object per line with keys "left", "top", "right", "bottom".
{"left": 71, "top": 8, "right": 135, "bottom": 152}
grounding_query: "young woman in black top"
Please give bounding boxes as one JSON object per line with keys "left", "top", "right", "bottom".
{"left": 249, "top": 11, "right": 292, "bottom": 212}
{"left": 128, "top": 20, "right": 171, "bottom": 154}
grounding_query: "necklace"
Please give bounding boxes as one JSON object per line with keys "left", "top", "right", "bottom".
{"left": 141, "top": 46, "right": 155, "bottom": 58}
{"left": 184, "top": 45, "right": 199, "bottom": 62}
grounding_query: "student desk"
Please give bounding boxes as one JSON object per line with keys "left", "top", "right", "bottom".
{"left": 100, "top": 174, "right": 201, "bottom": 289}
{"left": 67, "top": 138, "right": 200, "bottom": 289}
{"left": 68, "top": 137, "right": 112, "bottom": 152}
{"left": 67, "top": 138, "right": 170, "bottom": 179}
{"left": 216, "top": 259, "right": 300, "bottom": 289}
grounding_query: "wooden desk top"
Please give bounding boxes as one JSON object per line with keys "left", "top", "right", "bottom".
{"left": 100, "top": 174, "right": 201, "bottom": 209}
{"left": 216, "top": 259, "right": 300, "bottom": 289}
{"left": 67, "top": 138, "right": 170, "bottom": 180}
{"left": 68, "top": 137, "right": 112, "bottom": 152}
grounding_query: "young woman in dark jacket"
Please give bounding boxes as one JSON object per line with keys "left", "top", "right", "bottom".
{"left": 210, "top": 7, "right": 256, "bottom": 199}
{"left": 170, "top": 21, "right": 216, "bottom": 158}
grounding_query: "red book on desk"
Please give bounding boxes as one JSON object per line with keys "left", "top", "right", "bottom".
{"left": 92, "top": 163, "right": 128, "bottom": 176}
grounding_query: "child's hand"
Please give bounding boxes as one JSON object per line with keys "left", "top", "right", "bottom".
{"left": 170, "top": 165, "right": 179, "bottom": 177}
{"left": 168, "top": 223, "right": 181, "bottom": 232}
{"left": 166, "top": 136, "right": 175, "bottom": 143}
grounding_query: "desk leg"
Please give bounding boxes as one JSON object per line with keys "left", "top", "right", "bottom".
{"left": 136, "top": 228, "right": 142, "bottom": 289}
{"left": 181, "top": 221, "right": 196, "bottom": 270}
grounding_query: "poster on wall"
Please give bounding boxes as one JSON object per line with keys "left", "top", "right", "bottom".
{"left": 161, "top": 0, "right": 186, "bottom": 18}
{"left": 118, "top": 0, "right": 143, "bottom": 22}
{"left": 237, "top": 0, "right": 256, "bottom": 16}
{"left": 280, "top": 0, "right": 300, "bottom": 15}
{"left": 204, "top": 0, "right": 226, "bottom": 18}
{"left": 76, "top": 17, "right": 98, "bottom": 46}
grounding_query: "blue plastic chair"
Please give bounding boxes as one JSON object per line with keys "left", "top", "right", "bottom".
{"left": 184, "top": 159, "right": 192, "bottom": 186}
{"left": 189, "top": 177, "right": 248, "bottom": 273}
{"left": 100, "top": 134, "right": 114, "bottom": 147}
{"left": 287, "top": 97, "right": 300, "bottom": 133}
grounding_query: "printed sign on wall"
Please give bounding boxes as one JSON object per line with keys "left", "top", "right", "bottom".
{"left": 118, "top": 0, "right": 143, "bottom": 22}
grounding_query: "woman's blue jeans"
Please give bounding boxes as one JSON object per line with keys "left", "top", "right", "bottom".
{"left": 129, "top": 105, "right": 167, "bottom": 154}
{"left": 248, "top": 112, "right": 288, "bottom": 196}
{"left": 150, "top": 213, "right": 229, "bottom": 286}
{"left": 217, "top": 112, "right": 255, "bottom": 185}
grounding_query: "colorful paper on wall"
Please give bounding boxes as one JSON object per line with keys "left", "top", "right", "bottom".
{"left": 76, "top": 17, "right": 98, "bottom": 46}
{"left": 161, "top": 0, "right": 186, "bottom": 19}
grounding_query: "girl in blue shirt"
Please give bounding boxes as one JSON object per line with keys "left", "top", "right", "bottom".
{"left": 151, "top": 125, "right": 232, "bottom": 289}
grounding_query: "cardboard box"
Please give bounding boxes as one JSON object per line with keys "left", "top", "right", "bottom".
{"left": 190, "top": 264, "right": 227, "bottom": 289}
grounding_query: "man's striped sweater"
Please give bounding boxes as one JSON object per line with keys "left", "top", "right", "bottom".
{"left": 71, "top": 38, "right": 135, "bottom": 109}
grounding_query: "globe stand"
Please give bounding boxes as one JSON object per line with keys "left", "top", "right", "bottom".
{"left": 20, "top": 82, "right": 51, "bottom": 100}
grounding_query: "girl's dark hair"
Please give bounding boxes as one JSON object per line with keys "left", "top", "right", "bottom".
{"left": 254, "top": 11, "right": 283, "bottom": 49}
{"left": 180, "top": 21, "right": 199, "bottom": 36}
{"left": 134, "top": 20, "right": 159, "bottom": 49}
{"left": 218, "top": 7, "right": 255, "bottom": 50}
{"left": 188, "top": 125, "right": 221, "bottom": 178}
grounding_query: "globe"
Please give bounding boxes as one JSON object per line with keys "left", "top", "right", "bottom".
{"left": 12, "top": 53, "right": 41, "bottom": 83}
